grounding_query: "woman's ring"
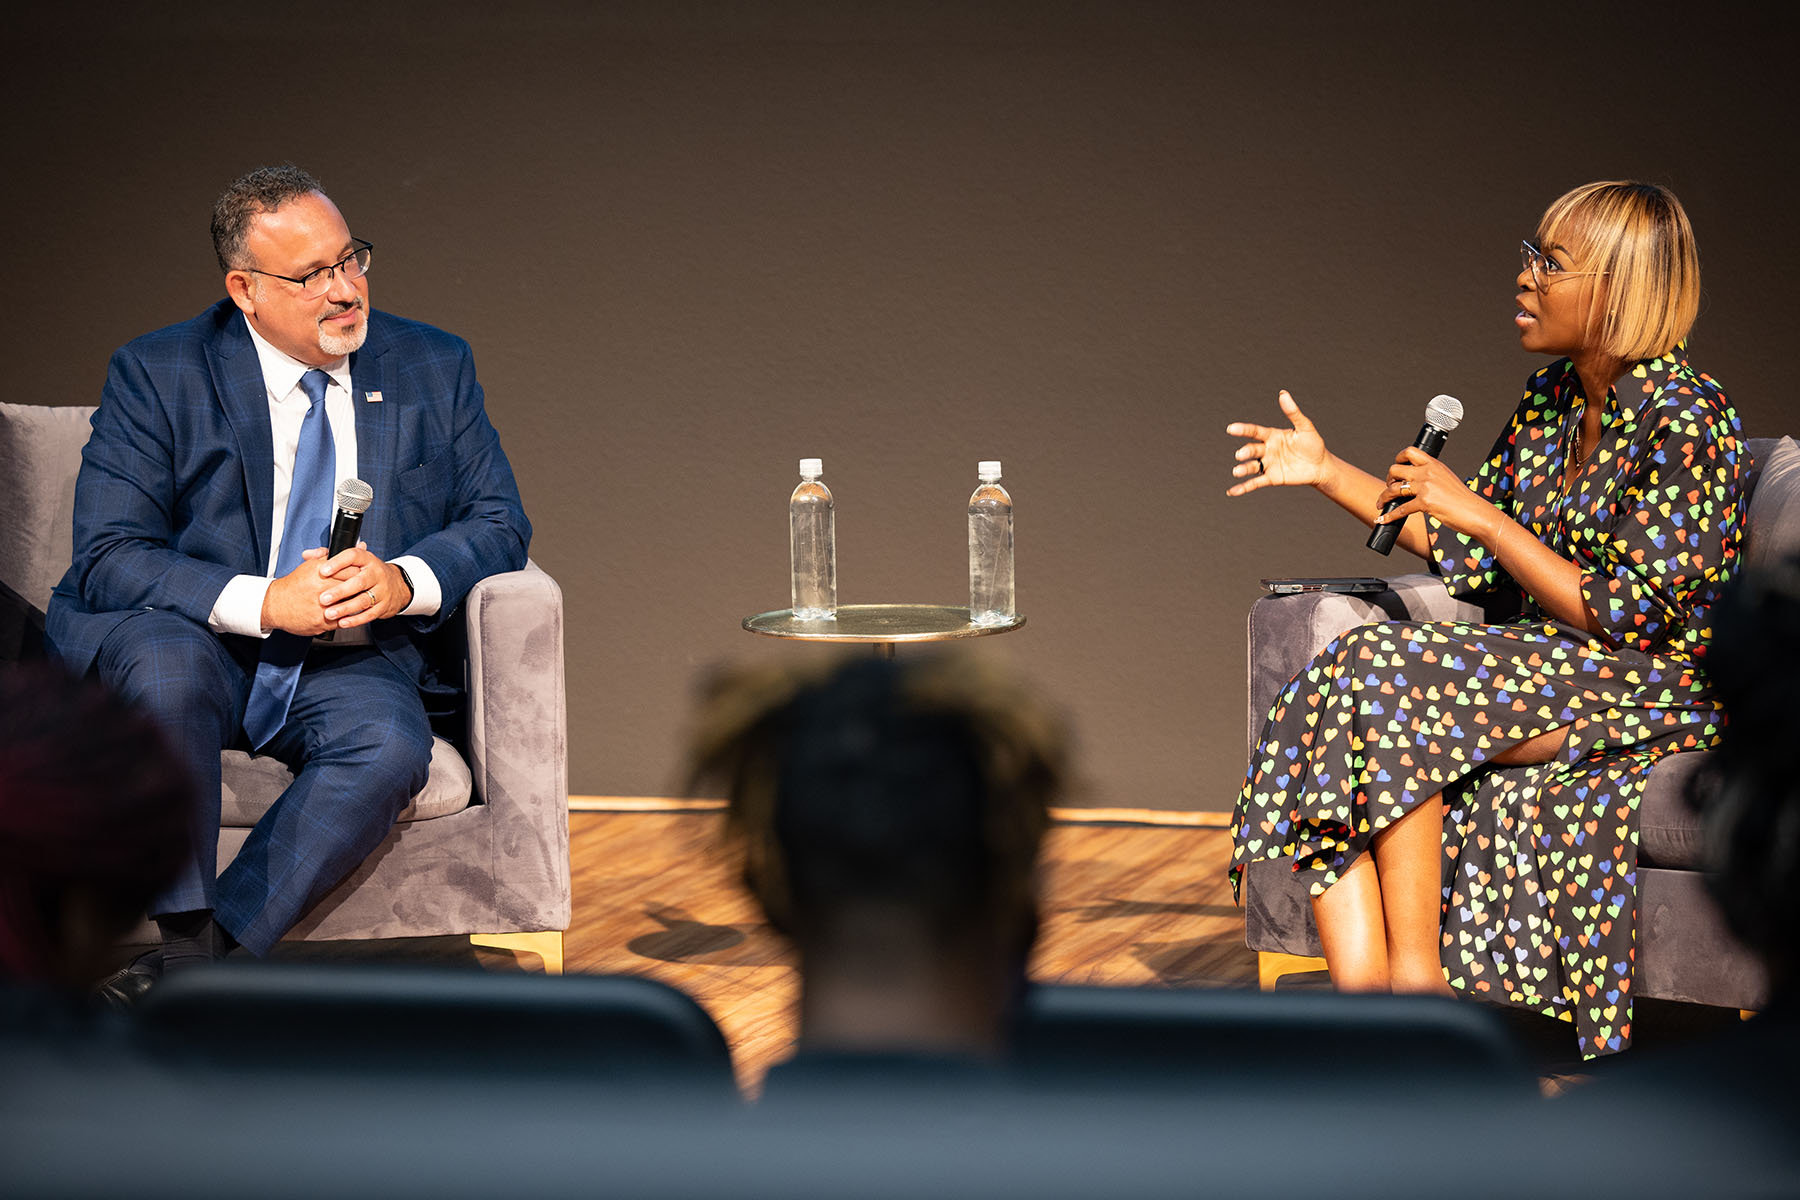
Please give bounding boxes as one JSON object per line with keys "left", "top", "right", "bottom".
{"left": 1398, "top": 480, "right": 1412, "bottom": 494}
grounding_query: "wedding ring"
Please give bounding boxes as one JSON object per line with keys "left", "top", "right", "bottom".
{"left": 1398, "top": 480, "right": 1412, "bottom": 494}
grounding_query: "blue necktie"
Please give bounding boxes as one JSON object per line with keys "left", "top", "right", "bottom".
{"left": 244, "top": 369, "right": 337, "bottom": 749}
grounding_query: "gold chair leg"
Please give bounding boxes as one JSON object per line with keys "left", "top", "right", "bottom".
{"left": 1259, "top": 950, "right": 1327, "bottom": 991}
{"left": 470, "top": 930, "right": 564, "bottom": 975}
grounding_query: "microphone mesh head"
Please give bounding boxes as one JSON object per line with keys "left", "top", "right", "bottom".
{"left": 1425, "top": 394, "right": 1464, "bottom": 431}
{"left": 335, "top": 478, "right": 374, "bottom": 514}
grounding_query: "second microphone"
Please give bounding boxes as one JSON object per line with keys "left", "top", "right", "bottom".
{"left": 320, "top": 477, "right": 374, "bottom": 642}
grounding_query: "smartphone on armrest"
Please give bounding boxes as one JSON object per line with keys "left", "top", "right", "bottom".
{"left": 1259, "top": 577, "right": 1390, "bottom": 595}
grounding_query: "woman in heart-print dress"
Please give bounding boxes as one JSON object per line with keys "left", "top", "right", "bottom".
{"left": 1225, "top": 180, "right": 1747, "bottom": 1058}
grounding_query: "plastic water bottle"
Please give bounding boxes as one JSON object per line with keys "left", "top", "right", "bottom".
{"left": 789, "top": 458, "right": 837, "bottom": 621}
{"left": 968, "top": 460, "right": 1014, "bottom": 626}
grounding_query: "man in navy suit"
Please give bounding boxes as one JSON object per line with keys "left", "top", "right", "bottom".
{"left": 48, "top": 165, "right": 531, "bottom": 998}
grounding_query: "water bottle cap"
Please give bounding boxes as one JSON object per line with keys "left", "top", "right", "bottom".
{"left": 977, "top": 460, "right": 1002, "bottom": 481}
{"left": 799, "top": 457, "right": 823, "bottom": 479}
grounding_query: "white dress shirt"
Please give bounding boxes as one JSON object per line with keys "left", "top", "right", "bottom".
{"left": 207, "top": 318, "right": 440, "bottom": 642}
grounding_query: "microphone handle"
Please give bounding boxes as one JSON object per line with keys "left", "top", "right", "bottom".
{"left": 1366, "top": 422, "right": 1450, "bottom": 555}
{"left": 318, "top": 508, "right": 365, "bottom": 641}
{"left": 1414, "top": 424, "right": 1450, "bottom": 459}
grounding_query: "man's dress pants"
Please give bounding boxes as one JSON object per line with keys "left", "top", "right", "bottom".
{"left": 94, "top": 609, "right": 433, "bottom": 955}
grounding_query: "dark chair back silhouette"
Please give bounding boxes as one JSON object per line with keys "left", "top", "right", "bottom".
{"left": 1015, "top": 984, "right": 1533, "bottom": 1093}
{"left": 130, "top": 964, "right": 736, "bottom": 1094}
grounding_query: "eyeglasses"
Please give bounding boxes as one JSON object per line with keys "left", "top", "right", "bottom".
{"left": 246, "top": 239, "right": 374, "bottom": 299}
{"left": 1520, "top": 239, "right": 1605, "bottom": 292}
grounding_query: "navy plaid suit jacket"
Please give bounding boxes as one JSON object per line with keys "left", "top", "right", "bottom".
{"left": 47, "top": 299, "right": 531, "bottom": 699}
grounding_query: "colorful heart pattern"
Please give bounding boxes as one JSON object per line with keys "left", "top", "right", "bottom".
{"left": 1231, "top": 346, "right": 1745, "bottom": 1059}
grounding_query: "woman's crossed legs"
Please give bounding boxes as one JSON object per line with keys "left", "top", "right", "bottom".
{"left": 1311, "top": 724, "right": 1570, "bottom": 995}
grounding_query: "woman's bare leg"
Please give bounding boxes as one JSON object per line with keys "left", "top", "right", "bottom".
{"left": 1491, "top": 726, "right": 1569, "bottom": 767}
{"left": 1311, "top": 852, "right": 1390, "bottom": 992}
{"left": 1314, "top": 800, "right": 1443, "bottom": 995}
{"left": 1371, "top": 794, "right": 1454, "bottom": 996}
{"left": 1370, "top": 725, "right": 1572, "bottom": 996}
{"left": 1313, "top": 724, "right": 1574, "bottom": 997}
{"left": 1366, "top": 725, "right": 1573, "bottom": 996}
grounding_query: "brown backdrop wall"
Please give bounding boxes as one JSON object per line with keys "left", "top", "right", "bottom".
{"left": 8, "top": 2, "right": 1795, "bottom": 811}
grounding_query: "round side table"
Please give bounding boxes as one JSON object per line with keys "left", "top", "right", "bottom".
{"left": 743, "top": 603, "right": 1026, "bottom": 658}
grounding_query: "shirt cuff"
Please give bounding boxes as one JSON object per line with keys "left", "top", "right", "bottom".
{"left": 392, "top": 555, "right": 441, "bottom": 617}
{"left": 210, "top": 574, "right": 275, "bottom": 638}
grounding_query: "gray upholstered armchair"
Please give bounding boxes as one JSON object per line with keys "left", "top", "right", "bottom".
{"left": 0, "top": 402, "right": 571, "bottom": 972}
{"left": 1240, "top": 436, "right": 1800, "bottom": 1013}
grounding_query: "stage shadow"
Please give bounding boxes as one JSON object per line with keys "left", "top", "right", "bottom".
{"left": 1060, "top": 898, "right": 1237, "bottom": 923}
{"left": 626, "top": 905, "right": 755, "bottom": 964}
{"left": 1128, "top": 936, "right": 1266, "bottom": 987}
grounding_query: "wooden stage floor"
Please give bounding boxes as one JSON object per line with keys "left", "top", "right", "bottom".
{"left": 559, "top": 809, "right": 1255, "bottom": 1092}
{"left": 224, "top": 807, "right": 1253, "bottom": 1094}
{"left": 258, "top": 807, "right": 1737, "bottom": 1093}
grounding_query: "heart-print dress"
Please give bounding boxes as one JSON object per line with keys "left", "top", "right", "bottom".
{"left": 1230, "top": 346, "right": 1746, "bottom": 1058}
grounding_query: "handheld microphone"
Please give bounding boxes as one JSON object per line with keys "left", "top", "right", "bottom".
{"left": 1366, "top": 394, "right": 1464, "bottom": 556}
{"left": 319, "top": 478, "right": 374, "bottom": 642}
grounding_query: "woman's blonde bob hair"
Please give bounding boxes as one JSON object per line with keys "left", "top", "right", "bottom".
{"left": 1536, "top": 181, "right": 1700, "bottom": 362}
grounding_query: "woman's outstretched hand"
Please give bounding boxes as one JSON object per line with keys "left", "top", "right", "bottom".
{"left": 1226, "top": 390, "right": 1330, "bottom": 496}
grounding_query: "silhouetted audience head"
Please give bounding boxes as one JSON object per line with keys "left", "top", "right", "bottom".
{"left": 1690, "top": 550, "right": 1800, "bottom": 998}
{"left": 688, "top": 655, "right": 1066, "bottom": 1058}
{"left": 0, "top": 662, "right": 192, "bottom": 990}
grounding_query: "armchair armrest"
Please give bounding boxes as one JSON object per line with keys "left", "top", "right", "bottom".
{"left": 1246, "top": 573, "right": 1483, "bottom": 752}
{"left": 464, "top": 560, "right": 570, "bottom": 931}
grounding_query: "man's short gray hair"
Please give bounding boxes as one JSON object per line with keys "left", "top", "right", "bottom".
{"left": 210, "top": 165, "right": 324, "bottom": 274}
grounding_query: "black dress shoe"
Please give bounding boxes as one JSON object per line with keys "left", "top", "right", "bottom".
{"left": 94, "top": 951, "right": 161, "bottom": 1010}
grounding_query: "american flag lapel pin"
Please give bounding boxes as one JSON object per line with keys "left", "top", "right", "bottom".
{"left": 365, "top": 390, "right": 384, "bottom": 404}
